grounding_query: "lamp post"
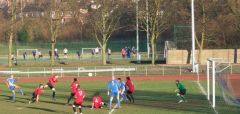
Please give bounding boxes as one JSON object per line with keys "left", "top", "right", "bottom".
{"left": 136, "top": 0, "right": 140, "bottom": 63}
{"left": 146, "top": 0, "right": 150, "bottom": 59}
{"left": 191, "top": 0, "right": 196, "bottom": 72}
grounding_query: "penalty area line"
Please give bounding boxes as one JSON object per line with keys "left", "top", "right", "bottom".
{"left": 108, "top": 98, "right": 123, "bottom": 114}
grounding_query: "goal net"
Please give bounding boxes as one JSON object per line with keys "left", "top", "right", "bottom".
{"left": 198, "top": 58, "right": 239, "bottom": 113}
{"left": 17, "top": 49, "right": 38, "bottom": 59}
{"left": 81, "top": 48, "right": 102, "bottom": 56}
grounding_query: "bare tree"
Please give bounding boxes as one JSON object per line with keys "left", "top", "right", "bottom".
{"left": 139, "top": 0, "right": 171, "bottom": 64}
{"left": 41, "top": 0, "right": 63, "bottom": 66}
{"left": 8, "top": 0, "right": 17, "bottom": 67}
{"left": 89, "top": 0, "right": 122, "bottom": 65}
{"left": 228, "top": 0, "right": 240, "bottom": 32}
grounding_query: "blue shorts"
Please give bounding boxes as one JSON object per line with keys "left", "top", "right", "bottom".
{"left": 9, "top": 86, "right": 15, "bottom": 91}
{"left": 111, "top": 91, "right": 119, "bottom": 97}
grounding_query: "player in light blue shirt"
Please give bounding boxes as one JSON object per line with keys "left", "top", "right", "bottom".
{"left": 117, "top": 78, "right": 127, "bottom": 101}
{"left": 6, "top": 75, "right": 24, "bottom": 102}
{"left": 107, "top": 76, "right": 120, "bottom": 110}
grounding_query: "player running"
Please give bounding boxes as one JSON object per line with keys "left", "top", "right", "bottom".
{"left": 44, "top": 75, "right": 59, "bottom": 100}
{"left": 72, "top": 85, "right": 85, "bottom": 114}
{"left": 175, "top": 80, "right": 187, "bottom": 103}
{"left": 67, "top": 78, "right": 80, "bottom": 104}
{"left": 107, "top": 76, "right": 120, "bottom": 110}
{"left": 29, "top": 84, "right": 44, "bottom": 104}
{"left": 117, "top": 78, "right": 128, "bottom": 101}
{"left": 125, "top": 76, "right": 135, "bottom": 103}
{"left": 6, "top": 75, "right": 25, "bottom": 102}
{"left": 91, "top": 92, "right": 107, "bottom": 109}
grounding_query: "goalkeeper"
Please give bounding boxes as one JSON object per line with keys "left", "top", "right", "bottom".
{"left": 175, "top": 80, "right": 186, "bottom": 103}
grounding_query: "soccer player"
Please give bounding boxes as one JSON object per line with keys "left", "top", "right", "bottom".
{"left": 44, "top": 75, "right": 59, "bottom": 100}
{"left": 72, "top": 85, "right": 85, "bottom": 114}
{"left": 6, "top": 75, "right": 25, "bottom": 102}
{"left": 91, "top": 92, "right": 107, "bottom": 109}
{"left": 175, "top": 80, "right": 187, "bottom": 103}
{"left": 125, "top": 76, "right": 135, "bottom": 103}
{"left": 107, "top": 76, "right": 120, "bottom": 110}
{"left": 29, "top": 84, "right": 44, "bottom": 104}
{"left": 67, "top": 78, "right": 80, "bottom": 104}
{"left": 117, "top": 78, "right": 128, "bottom": 101}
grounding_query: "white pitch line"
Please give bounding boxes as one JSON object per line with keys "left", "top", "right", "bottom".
{"left": 108, "top": 98, "right": 123, "bottom": 114}
{"left": 195, "top": 81, "right": 218, "bottom": 114}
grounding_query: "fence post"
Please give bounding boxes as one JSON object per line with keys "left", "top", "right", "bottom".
{"left": 128, "top": 66, "right": 130, "bottom": 76}
{"left": 179, "top": 65, "right": 182, "bottom": 76}
{"left": 145, "top": 66, "right": 148, "bottom": 76}
{"left": 212, "top": 61, "right": 216, "bottom": 108}
{"left": 44, "top": 67, "right": 46, "bottom": 77}
{"left": 94, "top": 66, "right": 96, "bottom": 76}
{"left": 231, "top": 64, "right": 233, "bottom": 74}
{"left": 162, "top": 65, "right": 165, "bottom": 76}
{"left": 61, "top": 67, "right": 63, "bottom": 77}
{"left": 28, "top": 68, "right": 30, "bottom": 78}
{"left": 78, "top": 67, "right": 80, "bottom": 77}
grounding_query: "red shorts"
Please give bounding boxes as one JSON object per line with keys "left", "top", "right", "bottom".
{"left": 73, "top": 102, "right": 82, "bottom": 106}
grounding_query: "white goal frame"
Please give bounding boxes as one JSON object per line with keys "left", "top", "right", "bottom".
{"left": 17, "top": 49, "right": 38, "bottom": 57}
{"left": 81, "top": 48, "right": 102, "bottom": 55}
{"left": 207, "top": 58, "right": 231, "bottom": 108}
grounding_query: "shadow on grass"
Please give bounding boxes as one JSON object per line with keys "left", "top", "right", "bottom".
{"left": 26, "top": 106, "right": 57, "bottom": 113}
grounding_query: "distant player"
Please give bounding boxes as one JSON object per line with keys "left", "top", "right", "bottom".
{"left": 67, "top": 78, "right": 80, "bottom": 104}
{"left": 175, "top": 80, "right": 186, "bottom": 103}
{"left": 72, "top": 85, "right": 85, "bottom": 114}
{"left": 6, "top": 75, "right": 25, "bottom": 102}
{"left": 91, "top": 92, "right": 107, "bottom": 109}
{"left": 107, "top": 76, "right": 120, "bottom": 109}
{"left": 44, "top": 75, "right": 59, "bottom": 100}
{"left": 29, "top": 84, "right": 44, "bottom": 104}
{"left": 117, "top": 78, "right": 128, "bottom": 101}
{"left": 125, "top": 76, "right": 135, "bottom": 103}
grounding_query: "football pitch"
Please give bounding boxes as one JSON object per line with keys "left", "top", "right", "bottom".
{"left": 0, "top": 79, "right": 217, "bottom": 114}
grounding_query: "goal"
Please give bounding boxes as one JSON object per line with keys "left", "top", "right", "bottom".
{"left": 17, "top": 49, "right": 38, "bottom": 57}
{"left": 81, "top": 48, "right": 102, "bottom": 55}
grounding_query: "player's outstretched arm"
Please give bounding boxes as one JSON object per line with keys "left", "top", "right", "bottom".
{"left": 5, "top": 82, "right": 9, "bottom": 88}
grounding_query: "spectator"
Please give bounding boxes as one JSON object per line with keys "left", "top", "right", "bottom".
{"left": 63, "top": 48, "right": 68, "bottom": 59}
{"left": 91, "top": 48, "right": 95, "bottom": 57}
{"left": 132, "top": 46, "right": 136, "bottom": 57}
{"left": 108, "top": 48, "right": 111, "bottom": 59}
{"left": 49, "top": 50, "right": 52, "bottom": 59}
{"left": 11, "top": 53, "right": 17, "bottom": 65}
{"left": 126, "top": 47, "right": 131, "bottom": 58}
{"left": 76, "top": 50, "right": 81, "bottom": 59}
{"left": 121, "top": 48, "right": 126, "bottom": 58}
{"left": 32, "top": 50, "right": 36, "bottom": 60}
{"left": 23, "top": 52, "right": 27, "bottom": 60}
{"left": 54, "top": 48, "right": 59, "bottom": 59}
{"left": 95, "top": 47, "right": 99, "bottom": 56}
{"left": 38, "top": 51, "right": 43, "bottom": 59}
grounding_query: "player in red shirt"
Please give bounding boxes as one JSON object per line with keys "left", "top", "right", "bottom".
{"left": 73, "top": 85, "right": 85, "bottom": 114}
{"left": 125, "top": 77, "right": 135, "bottom": 103}
{"left": 44, "top": 75, "right": 59, "bottom": 100}
{"left": 29, "top": 84, "right": 44, "bottom": 104}
{"left": 67, "top": 78, "right": 80, "bottom": 104}
{"left": 91, "top": 92, "right": 107, "bottom": 109}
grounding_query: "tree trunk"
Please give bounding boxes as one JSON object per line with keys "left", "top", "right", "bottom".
{"left": 151, "top": 41, "right": 156, "bottom": 65}
{"left": 8, "top": 33, "right": 13, "bottom": 67}
{"left": 102, "top": 44, "right": 107, "bottom": 65}
{"left": 51, "top": 42, "right": 55, "bottom": 66}
{"left": 198, "top": 46, "right": 203, "bottom": 64}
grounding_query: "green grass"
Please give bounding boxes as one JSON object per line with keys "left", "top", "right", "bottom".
{"left": 0, "top": 80, "right": 218, "bottom": 114}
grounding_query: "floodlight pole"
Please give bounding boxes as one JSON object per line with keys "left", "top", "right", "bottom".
{"left": 136, "top": 0, "right": 140, "bottom": 63}
{"left": 191, "top": 0, "right": 196, "bottom": 72}
{"left": 146, "top": 0, "right": 150, "bottom": 58}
